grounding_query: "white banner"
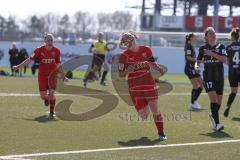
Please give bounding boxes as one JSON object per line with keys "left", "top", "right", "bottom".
{"left": 155, "top": 16, "right": 184, "bottom": 29}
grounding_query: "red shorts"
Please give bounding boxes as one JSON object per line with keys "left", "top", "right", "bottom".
{"left": 129, "top": 85, "right": 158, "bottom": 112}
{"left": 38, "top": 75, "right": 57, "bottom": 91}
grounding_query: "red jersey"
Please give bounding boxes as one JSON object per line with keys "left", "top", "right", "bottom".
{"left": 31, "top": 45, "right": 61, "bottom": 77}
{"left": 119, "top": 45, "right": 156, "bottom": 88}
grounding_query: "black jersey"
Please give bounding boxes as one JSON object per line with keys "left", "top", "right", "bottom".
{"left": 226, "top": 42, "right": 240, "bottom": 72}
{"left": 184, "top": 43, "right": 196, "bottom": 66}
{"left": 197, "top": 43, "right": 227, "bottom": 81}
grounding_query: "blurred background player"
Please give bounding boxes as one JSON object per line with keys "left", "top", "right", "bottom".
{"left": 84, "top": 32, "right": 109, "bottom": 87}
{"left": 18, "top": 48, "right": 29, "bottom": 76}
{"left": 184, "top": 33, "right": 203, "bottom": 110}
{"left": 8, "top": 42, "right": 19, "bottom": 76}
{"left": 31, "top": 59, "right": 39, "bottom": 77}
{"left": 118, "top": 31, "right": 167, "bottom": 141}
{"left": 224, "top": 27, "right": 240, "bottom": 117}
{"left": 13, "top": 33, "right": 65, "bottom": 119}
{"left": 195, "top": 27, "right": 227, "bottom": 131}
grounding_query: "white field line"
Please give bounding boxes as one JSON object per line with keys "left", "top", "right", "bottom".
{"left": 1, "top": 139, "right": 240, "bottom": 160}
{"left": 0, "top": 92, "right": 239, "bottom": 97}
{"left": 0, "top": 92, "right": 207, "bottom": 97}
{"left": 0, "top": 158, "right": 32, "bottom": 160}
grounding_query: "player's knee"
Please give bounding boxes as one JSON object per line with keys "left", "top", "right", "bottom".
{"left": 199, "top": 82, "right": 204, "bottom": 88}
{"left": 193, "top": 84, "right": 198, "bottom": 89}
{"left": 138, "top": 108, "right": 150, "bottom": 120}
{"left": 210, "top": 97, "right": 218, "bottom": 103}
{"left": 148, "top": 100, "right": 159, "bottom": 112}
{"left": 49, "top": 96, "right": 55, "bottom": 100}
{"left": 48, "top": 91, "right": 55, "bottom": 100}
{"left": 139, "top": 112, "right": 149, "bottom": 120}
{"left": 92, "top": 65, "right": 99, "bottom": 71}
{"left": 49, "top": 94, "right": 55, "bottom": 100}
{"left": 231, "top": 88, "right": 238, "bottom": 94}
{"left": 40, "top": 95, "right": 45, "bottom": 100}
{"left": 104, "top": 68, "right": 109, "bottom": 72}
{"left": 192, "top": 80, "right": 198, "bottom": 89}
{"left": 208, "top": 93, "right": 218, "bottom": 103}
{"left": 104, "top": 64, "right": 109, "bottom": 71}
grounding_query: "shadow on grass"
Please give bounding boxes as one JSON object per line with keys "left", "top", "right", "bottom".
{"left": 118, "top": 137, "right": 162, "bottom": 146}
{"left": 232, "top": 117, "right": 240, "bottom": 121}
{"left": 23, "top": 115, "right": 57, "bottom": 123}
{"left": 200, "top": 131, "right": 233, "bottom": 138}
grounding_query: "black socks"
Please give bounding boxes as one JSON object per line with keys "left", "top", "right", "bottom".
{"left": 227, "top": 92, "right": 236, "bottom": 108}
{"left": 191, "top": 87, "right": 203, "bottom": 104}
{"left": 211, "top": 103, "right": 220, "bottom": 125}
{"left": 101, "top": 71, "right": 108, "bottom": 84}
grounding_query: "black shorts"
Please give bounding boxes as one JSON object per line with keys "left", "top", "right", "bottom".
{"left": 10, "top": 58, "right": 18, "bottom": 67}
{"left": 203, "top": 80, "right": 224, "bottom": 95}
{"left": 95, "top": 54, "right": 105, "bottom": 61}
{"left": 184, "top": 65, "right": 200, "bottom": 79}
{"left": 91, "top": 54, "right": 105, "bottom": 69}
{"left": 228, "top": 71, "right": 240, "bottom": 88}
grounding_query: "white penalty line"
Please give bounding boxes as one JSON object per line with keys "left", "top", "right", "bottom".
{"left": 0, "top": 92, "right": 205, "bottom": 97}
{"left": 0, "top": 92, "right": 239, "bottom": 97}
{"left": 1, "top": 139, "right": 240, "bottom": 160}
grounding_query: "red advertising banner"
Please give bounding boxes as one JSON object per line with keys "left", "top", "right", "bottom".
{"left": 185, "top": 16, "right": 240, "bottom": 30}
{"left": 185, "top": 16, "right": 212, "bottom": 29}
{"left": 218, "top": 16, "right": 240, "bottom": 29}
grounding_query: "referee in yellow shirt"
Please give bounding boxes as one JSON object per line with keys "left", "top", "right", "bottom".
{"left": 84, "top": 32, "right": 109, "bottom": 87}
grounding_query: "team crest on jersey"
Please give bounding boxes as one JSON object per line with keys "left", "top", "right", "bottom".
{"left": 142, "top": 52, "right": 147, "bottom": 58}
{"left": 40, "top": 52, "right": 44, "bottom": 56}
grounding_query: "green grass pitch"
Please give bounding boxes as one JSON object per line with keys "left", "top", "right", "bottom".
{"left": 0, "top": 71, "right": 240, "bottom": 160}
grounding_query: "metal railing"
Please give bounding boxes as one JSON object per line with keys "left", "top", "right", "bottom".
{"left": 105, "top": 31, "right": 231, "bottom": 48}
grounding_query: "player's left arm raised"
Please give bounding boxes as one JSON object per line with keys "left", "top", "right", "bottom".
{"left": 147, "top": 47, "right": 166, "bottom": 74}
{"left": 148, "top": 57, "right": 166, "bottom": 75}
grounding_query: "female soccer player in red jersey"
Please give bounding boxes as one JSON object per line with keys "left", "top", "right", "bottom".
{"left": 118, "top": 31, "right": 167, "bottom": 141}
{"left": 13, "top": 33, "right": 66, "bottom": 119}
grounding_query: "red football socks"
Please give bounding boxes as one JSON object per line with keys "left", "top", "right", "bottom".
{"left": 49, "top": 99, "right": 56, "bottom": 113}
{"left": 153, "top": 113, "right": 164, "bottom": 133}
